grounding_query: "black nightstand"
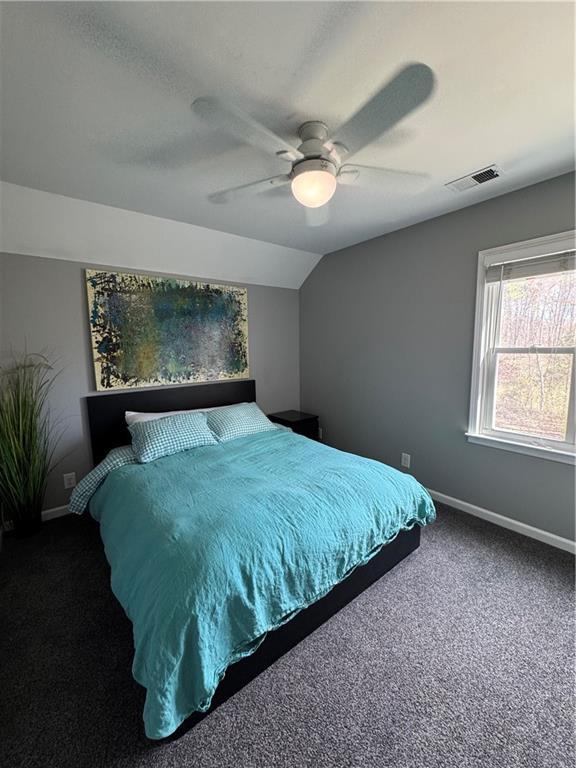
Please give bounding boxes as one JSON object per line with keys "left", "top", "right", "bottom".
{"left": 268, "top": 410, "right": 319, "bottom": 440}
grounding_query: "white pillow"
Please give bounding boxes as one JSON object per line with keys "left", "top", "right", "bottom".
{"left": 125, "top": 407, "right": 210, "bottom": 426}
{"left": 125, "top": 403, "right": 242, "bottom": 426}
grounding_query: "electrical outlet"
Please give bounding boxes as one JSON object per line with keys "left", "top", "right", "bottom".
{"left": 63, "top": 472, "right": 76, "bottom": 489}
{"left": 401, "top": 453, "right": 411, "bottom": 469}
{"left": 318, "top": 426, "right": 323, "bottom": 441}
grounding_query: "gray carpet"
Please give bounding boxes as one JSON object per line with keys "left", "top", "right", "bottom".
{"left": 1, "top": 504, "right": 574, "bottom": 768}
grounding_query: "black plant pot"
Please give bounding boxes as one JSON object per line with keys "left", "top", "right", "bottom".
{"left": 12, "top": 510, "right": 42, "bottom": 538}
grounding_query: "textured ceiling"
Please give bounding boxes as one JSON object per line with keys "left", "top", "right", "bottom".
{"left": 1, "top": 1, "right": 574, "bottom": 255}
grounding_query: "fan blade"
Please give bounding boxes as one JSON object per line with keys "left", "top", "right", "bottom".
{"left": 305, "top": 204, "right": 330, "bottom": 228}
{"left": 107, "top": 132, "right": 234, "bottom": 169}
{"left": 193, "top": 98, "right": 303, "bottom": 162}
{"left": 209, "top": 175, "right": 291, "bottom": 204}
{"left": 334, "top": 63, "right": 435, "bottom": 159}
{"left": 53, "top": 4, "right": 192, "bottom": 99}
{"left": 338, "top": 164, "right": 430, "bottom": 192}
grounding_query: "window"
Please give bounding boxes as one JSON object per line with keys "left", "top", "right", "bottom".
{"left": 468, "top": 230, "right": 576, "bottom": 464}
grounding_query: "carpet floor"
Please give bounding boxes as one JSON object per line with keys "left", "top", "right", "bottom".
{"left": 1, "top": 504, "right": 574, "bottom": 768}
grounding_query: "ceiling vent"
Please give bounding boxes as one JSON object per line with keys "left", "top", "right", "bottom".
{"left": 445, "top": 165, "right": 501, "bottom": 193}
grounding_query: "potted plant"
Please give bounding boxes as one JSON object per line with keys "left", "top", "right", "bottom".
{"left": 0, "top": 353, "right": 60, "bottom": 537}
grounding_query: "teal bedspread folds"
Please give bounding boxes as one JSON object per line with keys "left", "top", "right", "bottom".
{"left": 87, "top": 429, "right": 435, "bottom": 738}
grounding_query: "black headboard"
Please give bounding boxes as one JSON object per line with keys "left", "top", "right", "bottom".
{"left": 85, "top": 379, "right": 256, "bottom": 464}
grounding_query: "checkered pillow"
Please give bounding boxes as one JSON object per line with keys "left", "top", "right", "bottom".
{"left": 69, "top": 445, "right": 136, "bottom": 514}
{"left": 129, "top": 410, "right": 217, "bottom": 463}
{"left": 207, "top": 402, "right": 277, "bottom": 443}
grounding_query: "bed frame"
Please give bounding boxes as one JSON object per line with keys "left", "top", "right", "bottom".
{"left": 84, "top": 379, "right": 421, "bottom": 739}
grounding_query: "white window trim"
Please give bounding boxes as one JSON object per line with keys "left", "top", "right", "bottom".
{"left": 467, "top": 229, "right": 576, "bottom": 465}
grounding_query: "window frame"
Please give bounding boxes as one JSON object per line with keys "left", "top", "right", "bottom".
{"left": 467, "top": 230, "right": 576, "bottom": 465}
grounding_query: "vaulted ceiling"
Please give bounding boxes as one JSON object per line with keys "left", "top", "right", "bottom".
{"left": 1, "top": 1, "right": 574, "bottom": 255}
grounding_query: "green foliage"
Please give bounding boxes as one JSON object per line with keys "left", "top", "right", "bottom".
{"left": 495, "top": 271, "right": 576, "bottom": 440}
{"left": 0, "top": 353, "right": 60, "bottom": 530}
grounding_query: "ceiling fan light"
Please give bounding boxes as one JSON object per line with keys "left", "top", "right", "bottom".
{"left": 291, "top": 164, "right": 337, "bottom": 208}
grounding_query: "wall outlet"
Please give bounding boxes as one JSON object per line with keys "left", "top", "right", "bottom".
{"left": 63, "top": 472, "right": 76, "bottom": 489}
{"left": 401, "top": 453, "right": 411, "bottom": 469}
{"left": 318, "top": 426, "right": 323, "bottom": 441}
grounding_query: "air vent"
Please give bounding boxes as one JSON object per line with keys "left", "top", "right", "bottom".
{"left": 471, "top": 167, "right": 499, "bottom": 184}
{"left": 445, "top": 165, "right": 501, "bottom": 193}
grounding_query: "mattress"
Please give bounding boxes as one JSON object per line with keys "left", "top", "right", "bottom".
{"left": 77, "top": 428, "right": 435, "bottom": 738}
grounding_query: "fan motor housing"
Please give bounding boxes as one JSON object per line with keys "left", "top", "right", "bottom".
{"left": 298, "top": 120, "right": 329, "bottom": 142}
{"left": 291, "top": 157, "right": 338, "bottom": 179}
{"left": 295, "top": 120, "right": 342, "bottom": 167}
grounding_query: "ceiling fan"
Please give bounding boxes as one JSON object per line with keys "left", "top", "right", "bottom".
{"left": 192, "top": 63, "right": 436, "bottom": 209}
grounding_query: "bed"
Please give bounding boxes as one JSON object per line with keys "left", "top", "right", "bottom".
{"left": 79, "top": 380, "right": 435, "bottom": 739}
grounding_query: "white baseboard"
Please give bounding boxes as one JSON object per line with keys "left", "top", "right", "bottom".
{"left": 429, "top": 489, "right": 575, "bottom": 555}
{"left": 41, "top": 505, "right": 70, "bottom": 522}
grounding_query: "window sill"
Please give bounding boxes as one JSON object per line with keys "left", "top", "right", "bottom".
{"left": 465, "top": 433, "right": 576, "bottom": 465}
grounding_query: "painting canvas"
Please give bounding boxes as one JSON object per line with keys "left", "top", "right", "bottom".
{"left": 86, "top": 269, "right": 249, "bottom": 391}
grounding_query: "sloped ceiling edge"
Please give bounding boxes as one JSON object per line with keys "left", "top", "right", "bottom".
{"left": 0, "top": 183, "right": 323, "bottom": 290}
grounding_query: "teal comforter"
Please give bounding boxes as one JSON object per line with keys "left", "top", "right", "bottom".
{"left": 87, "top": 429, "right": 435, "bottom": 738}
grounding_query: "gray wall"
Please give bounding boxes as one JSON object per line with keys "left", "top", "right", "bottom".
{"left": 300, "top": 172, "right": 576, "bottom": 541}
{"left": 0, "top": 253, "right": 300, "bottom": 509}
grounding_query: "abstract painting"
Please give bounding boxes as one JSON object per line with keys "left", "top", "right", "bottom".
{"left": 86, "top": 269, "right": 249, "bottom": 390}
